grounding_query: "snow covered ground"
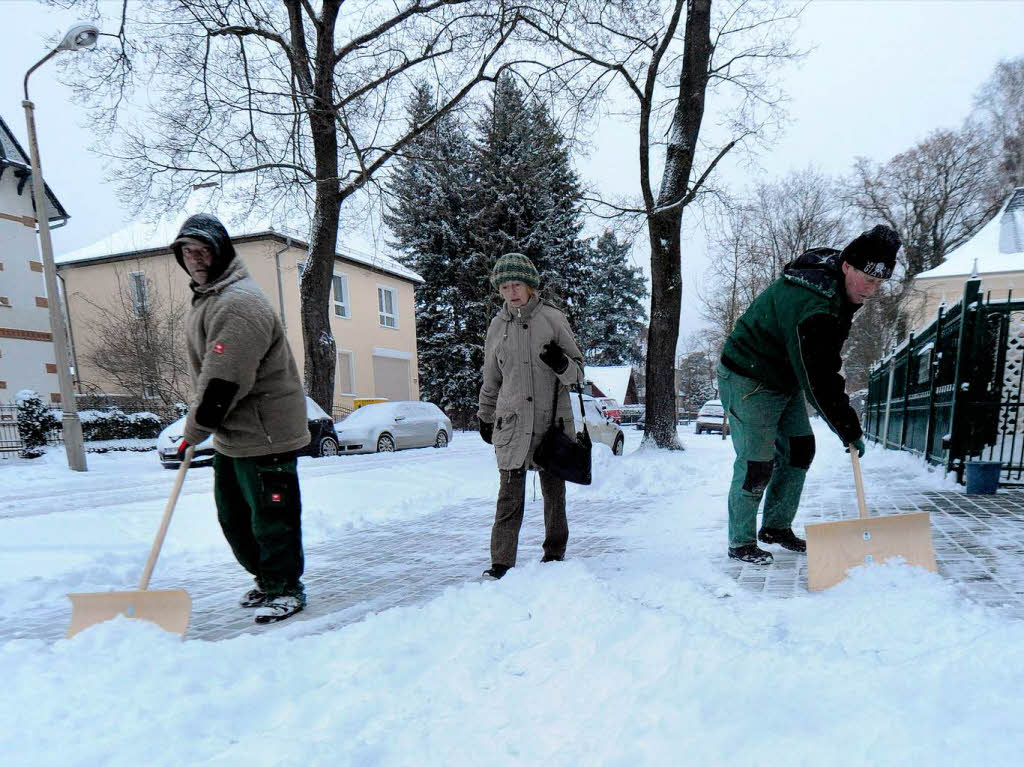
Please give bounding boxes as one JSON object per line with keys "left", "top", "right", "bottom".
{"left": 2, "top": 422, "right": 1023, "bottom": 766}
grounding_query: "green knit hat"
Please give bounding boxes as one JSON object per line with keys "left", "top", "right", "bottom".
{"left": 490, "top": 252, "right": 540, "bottom": 290}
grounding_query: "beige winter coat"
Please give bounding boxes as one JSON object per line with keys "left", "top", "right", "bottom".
{"left": 478, "top": 294, "right": 584, "bottom": 470}
{"left": 183, "top": 257, "right": 309, "bottom": 458}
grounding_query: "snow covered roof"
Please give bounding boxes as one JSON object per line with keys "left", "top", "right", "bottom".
{"left": 584, "top": 365, "right": 633, "bottom": 404}
{"left": 0, "top": 113, "right": 70, "bottom": 223}
{"left": 55, "top": 187, "right": 422, "bottom": 284}
{"left": 916, "top": 187, "right": 1024, "bottom": 279}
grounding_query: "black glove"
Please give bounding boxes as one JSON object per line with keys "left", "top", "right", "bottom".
{"left": 539, "top": 341, "right": 569, "bottom": 374}
{"left": 479, "top": 420, "right": 494, "bottom": 445}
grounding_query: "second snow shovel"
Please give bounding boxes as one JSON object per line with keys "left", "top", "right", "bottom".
{"left": 805, "top": 447, "right": 936, "bottom": 591}
{"left": 66, "top": 447, "right": 194, "bottom": 638}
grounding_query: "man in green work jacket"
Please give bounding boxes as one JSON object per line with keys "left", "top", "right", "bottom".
{"left": 718, "top": 225, "right": 901, "bottom": 564}
{"left": 173, "top": 213, "right": 310, "bottom": 622}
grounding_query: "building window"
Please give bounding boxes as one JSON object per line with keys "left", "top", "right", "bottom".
{"left": 129, "top": 272, "right": 149, "bottom": 316}
{"left": 337, "top": 350, "right": 356, "bottom": 395}
{"left": 378, "top": 286, "right": 397, "bottom": 328}
{"left": 333, "top": 274, "right": 350, "bottom": 318}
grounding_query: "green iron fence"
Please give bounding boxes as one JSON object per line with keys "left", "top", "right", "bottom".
{"left": 865, "top": 277, "right": 1024, "bottom": 483}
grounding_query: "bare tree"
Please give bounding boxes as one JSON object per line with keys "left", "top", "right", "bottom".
{"left": 518, "top": 0, "right": 802, "bottom": 447}
{"left": 55, "top": 0, "right": 527, "bottom": 411}
{"left": 974, "top": 56, "right": 1024, "bottom": 193}
{"left": 76, "top": 264, "right": 191, "bottom": 406}
{"left": 700, "top": 167, "right": 850, "bottom": 355}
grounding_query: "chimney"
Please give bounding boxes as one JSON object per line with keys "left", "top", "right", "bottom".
{"left": 999, "top": 187, "right": 1024, "bottom": 254}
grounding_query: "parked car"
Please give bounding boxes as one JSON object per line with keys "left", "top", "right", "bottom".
{"left": 694, "top": 398, "right": 729, "bottom": 435}
{"left": 334, "top": 401, "right": 452, "bottom": 454}
{"left": 594, "top": 397, "right": 622, "bottom": 423}
{"left": 156, "top": 396, "right": 340, "bottom": 468}
{"left": 571, "top": 394, "right": 625, "bottom": 455}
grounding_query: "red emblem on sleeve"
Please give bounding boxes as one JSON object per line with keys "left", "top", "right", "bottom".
{"left": 213, "top": 341, "right": 225, "bottom": 354}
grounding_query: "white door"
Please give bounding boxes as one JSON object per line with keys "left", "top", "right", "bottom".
{"left": 390, "top": 404, "right": 419, "bottom": 448}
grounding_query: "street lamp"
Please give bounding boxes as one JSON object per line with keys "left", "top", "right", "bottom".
{"left": 22, "top": 23, "right": 100, "bottom": 472}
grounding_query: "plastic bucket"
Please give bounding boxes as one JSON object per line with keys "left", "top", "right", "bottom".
{"left": 965, "top": 461, "right": 1002, "bottom": 494}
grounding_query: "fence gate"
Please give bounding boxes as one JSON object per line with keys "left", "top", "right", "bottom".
{"left": 865, "top": 278, "right": 1024, "bottom": 483}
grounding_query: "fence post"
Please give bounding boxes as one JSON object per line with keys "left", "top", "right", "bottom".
{"left": 899, "top": 333, "right": 915, "bottom": 450}
{"left": 947, "top": 278, "right": 983, "bottom": 481}
{"left": 923, "top": 306, "right": 945, "bottom": 463}
{"left": 880, "top": 353, "right": 895, "bottom": 447}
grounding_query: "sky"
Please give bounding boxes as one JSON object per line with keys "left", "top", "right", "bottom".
{"left": 2, "top": 0, "right": 1024, "bottom": 347}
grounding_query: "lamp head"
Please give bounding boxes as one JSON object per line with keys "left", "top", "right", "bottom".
{"left": 57, "top": 23, "right": 100, "bottom": 52}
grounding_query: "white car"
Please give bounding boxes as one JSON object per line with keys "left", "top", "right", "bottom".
{"left": 156, "top": 396, "right": 340, "bottom": 468}
{"left": 334, "top": 401, "right": 453, "bottom": 454}
{"left": 571, "top": 394, "right": 625, "bottom": 456}
{"left": 695, "top": 399, "right": 728, "bottom": 435}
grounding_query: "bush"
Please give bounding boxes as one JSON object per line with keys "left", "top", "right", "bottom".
{"left": 78, "top": 409, "right": 164, "bottom": 441}
{"left": 15, "top": 390, "right": 58, "bottom": 458}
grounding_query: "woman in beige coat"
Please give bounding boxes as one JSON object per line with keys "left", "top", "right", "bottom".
{"left": 477, "top": 253, "right": 585, "bottom": 579}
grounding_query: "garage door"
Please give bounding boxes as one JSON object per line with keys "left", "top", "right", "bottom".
{"left": 373, "top": 355, "right": 411, "bottom": 402}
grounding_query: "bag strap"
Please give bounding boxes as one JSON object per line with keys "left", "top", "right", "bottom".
{"left": 548, "top": 374, "right": 590, "bottom": 438}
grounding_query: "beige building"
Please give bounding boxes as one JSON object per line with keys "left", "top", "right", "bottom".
{"left": 0, "top": 114, "right": 71, "bottom": 403}
{"left": 56, "top": 215, "right": 423, "bottom": 414}
{"left": 909, "top": 187, "right": 1024, "bottom": 329}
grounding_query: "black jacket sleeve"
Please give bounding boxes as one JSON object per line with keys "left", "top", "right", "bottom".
{"left": 793, "top": 313, "right": 863, "bottom": 445}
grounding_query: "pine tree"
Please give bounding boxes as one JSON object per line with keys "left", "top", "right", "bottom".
{"left": 384, "top": 83, "right": 487, "bottom": 425}
{"left": 575, "top": 231, "right": 648, "bottom": 366}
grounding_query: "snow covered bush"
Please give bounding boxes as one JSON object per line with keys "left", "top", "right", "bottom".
{"left": 15, "top": 390, "right": 58, "bottom": 458}
{"left": 78, "top": 409, "right": 164, "bottom": 441}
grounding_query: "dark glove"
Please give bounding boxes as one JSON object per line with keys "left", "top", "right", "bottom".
{"left": 845, "top": 438, "right": 866, "bottom": 458}
{"left": 479, "top": 421, "right": 493, "bottom": 445}
{"left": 176, "top": 439, "right": 190, "bottom": 461}
{"left": 539, "top": 341, "right": 569, "bottom": 374}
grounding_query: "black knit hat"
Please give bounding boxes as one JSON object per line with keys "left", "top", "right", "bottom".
{"left": 840, "top": 225, "right": 901, "bottom": 279}
{"left": 171, "top": 213, "right": 236, "bottom": 284}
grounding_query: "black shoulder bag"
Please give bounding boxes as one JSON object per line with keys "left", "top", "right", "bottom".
{"left": 532, "top": 378, "right": 592, "bottom": 485}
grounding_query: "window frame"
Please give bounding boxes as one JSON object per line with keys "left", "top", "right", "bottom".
{"left": 336, "top": 349, "right": 357, "bottom": 396}
{"left": 377, "top": 284, "right": 398, "bottom": 329}
{"left": 332, "top": 273, "right": 350, "bottom": 319}
{"left": 128, "top": 271, "right": 149, "bottom": 317}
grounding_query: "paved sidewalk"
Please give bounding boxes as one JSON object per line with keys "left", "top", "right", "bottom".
{"left": 725, "top": 474, "right": 1024, "bottom": 620}
{"left": 10, "top": 472, "right": 1024, "bottom": 644}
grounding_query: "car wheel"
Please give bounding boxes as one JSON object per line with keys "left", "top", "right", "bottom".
{"left": 695, "top": 426, "right": 702, "bottom": 435}
{"left": 376, "top": 433, "right": 395, "bottom": 453}
{"left": 612, "top": 434, "right": 624, "bottom": 456}
{"left": 434, "top": 430, "right": 449, "bottom": 448}
{"left": 318, "top": 436, "right": 339, "bottom": 457}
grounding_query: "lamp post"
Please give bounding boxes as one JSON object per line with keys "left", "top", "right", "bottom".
{"left": 22, "top": 23, "right": 100, "bottom": 472}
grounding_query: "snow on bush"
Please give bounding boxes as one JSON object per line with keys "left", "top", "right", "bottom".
{"left": 14, "top": 389, "right": 58, "bottom": 458}
{"left": 78, "top": 409, "right": 164, "bottom": 441}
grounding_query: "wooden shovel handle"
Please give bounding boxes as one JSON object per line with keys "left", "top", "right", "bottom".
{"left": 850, "top": 446, "right": 869, "bottom": 520}
{"left": 138, "top": 446, "right": 193, "bottom": 590}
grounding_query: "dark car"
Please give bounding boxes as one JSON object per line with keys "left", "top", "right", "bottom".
{"left": 156, "top": 396, "right": 340, "bottom": 468}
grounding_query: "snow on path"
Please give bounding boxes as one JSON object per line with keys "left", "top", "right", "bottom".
{"left": 3, "top": 423, "right": 1023, "bottom": 766}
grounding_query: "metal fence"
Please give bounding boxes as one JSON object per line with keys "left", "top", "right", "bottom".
{"left": 865, "top": 278, "right": 1024, "bottom": 483}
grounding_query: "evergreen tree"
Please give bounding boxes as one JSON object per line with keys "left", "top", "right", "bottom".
{"left": 575, "top": 231, "right": 648, "bottom": 365}
{"left": 384, "top": 83, "right": 487, "bottom": 425}
{"left": 470, "top": 77, "right": 587, "bottom": 316}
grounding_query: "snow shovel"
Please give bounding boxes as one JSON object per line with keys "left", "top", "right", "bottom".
{"left": 805, "top": 447, "right": 936, "bottom": 591}
{"left": 66, "top": 447, "right": 194, "bottom": 638}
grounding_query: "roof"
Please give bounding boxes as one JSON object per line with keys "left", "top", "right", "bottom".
{"left": 584, "top": 365, "right": 633, "bottom": 404}
{"left": 0, "top": 113, "right": 70, "bottom": 223}
{"left": 916, "top": 188, "right": 1024, "bottom": 279}
{"left": 55, "top": 188, "right": 422, "bottom": 284}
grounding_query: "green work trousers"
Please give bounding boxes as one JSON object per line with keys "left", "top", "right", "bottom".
{"left": 213, "top": 451, "right": 305, "bottom": 596}
{"left": 717, "top": 363, "right": 815, "bottom": 548}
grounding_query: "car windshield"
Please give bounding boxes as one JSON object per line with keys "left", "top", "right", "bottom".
{"left": 305, "top": 397, "right": 330, "bottom": 420}
{"left": 700, "top": 403, "right": 724, "bottom": 415}
{"left": 339, "top": 404, "right": 393, "bottom": 426}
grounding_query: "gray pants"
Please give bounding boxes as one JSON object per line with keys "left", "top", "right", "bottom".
{"left": 491, "top": 467, "right": 568, "bottom": 567}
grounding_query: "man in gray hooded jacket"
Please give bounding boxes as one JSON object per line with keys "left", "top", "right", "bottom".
{"left": 172, "top": 213, "right": 309, "bottom": 623}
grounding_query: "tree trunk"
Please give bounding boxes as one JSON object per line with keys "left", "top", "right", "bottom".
{"left": 643, "top": 0, "right": 713, "bottom": 448}
{"left": 296, "top": 1, "right": 342, "bottom": 415}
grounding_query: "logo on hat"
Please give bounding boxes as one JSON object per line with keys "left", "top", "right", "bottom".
{"left": 862, "top": 262, "right": 891, "bottom": 279}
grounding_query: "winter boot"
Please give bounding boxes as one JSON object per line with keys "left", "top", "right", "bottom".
{"left": 758, "top": 527, "right": 807, "bottom": 553}
{"left": 483, "top": 564, "right": 511, "bottom": 580}
{"left": 728, "top": 544, "right": 774, "bottom": 565}
{"left": 540, "top": 554, "right": 563, "bottom": 563}
{"left": 239, "top": 587, "right": 268, "bottom": 608}
{"left": 254, "top": 588, "right": 306, "bottom": 624}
